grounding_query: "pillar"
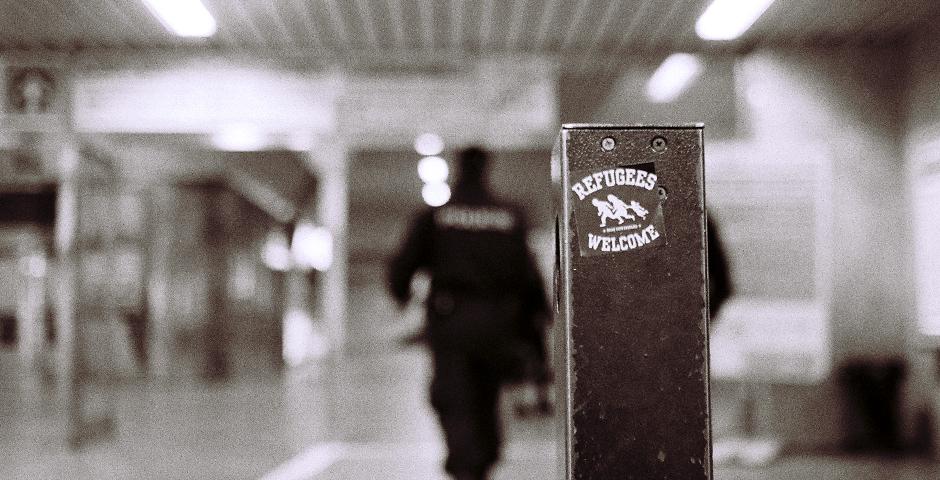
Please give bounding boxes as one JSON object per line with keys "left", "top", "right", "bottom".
{"left": 305, "top": 141, "right": 349, "bottom": 355}
{"left": 146, "top": 186, "right": 174, "bottom": 377}
{"left": 554, "top": 126, "right": 710, "bottom": 478}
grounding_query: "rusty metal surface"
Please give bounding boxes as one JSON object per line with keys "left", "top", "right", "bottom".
{"left": 554, "top": 126, "right": 710, "bottom": 479}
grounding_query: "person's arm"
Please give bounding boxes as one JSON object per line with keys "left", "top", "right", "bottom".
{"left": 522, "top": 250, "right": 550, "bottom": 322}
{"left": 707, "top": 216, "right": 733, "bottom": 317}
{"left": 387, "top": 210, "right": 433, "bottom": 306}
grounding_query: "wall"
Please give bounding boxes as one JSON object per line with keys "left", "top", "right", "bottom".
{"left": 0, "top": 243, "right": 19, "bottom": 316}
{"left": 908, "top": 24, "right": 940, "bottom": 337}
{"left": 217, "top": 189, "right": 284, "bottom": 375}
{"left": 0, "top": 228, "right": 49, "bottom": 357}
{"left": 560, "top": 44, "right": 917, "bottom": 447}
{"left": 735, "top": 47, "right": 914, "bottom": 445}
{"left": 906, "top": 21, "right": 940, "bottom": 447}
{"left": 147, "top": 184, "right": 284, "bottom": 378}
{"left": 36, "top": 142, "right": 298, "bottom": 379}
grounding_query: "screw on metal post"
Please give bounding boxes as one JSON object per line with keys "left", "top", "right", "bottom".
{"left": 657, "top": 186, "right": 668, "bottom": 202}
{"left": 651, "top": 136, "right": 667, "bottom": 152}
{"left": 601, "top": 137, "right": 616, "bottom": 151}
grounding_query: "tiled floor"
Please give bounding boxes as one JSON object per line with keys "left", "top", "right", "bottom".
{"left": 0, "top": 348, "right": 558, "bottom": 480}
{"left": 3, "top": 346, "right": 940, "bottom": 479}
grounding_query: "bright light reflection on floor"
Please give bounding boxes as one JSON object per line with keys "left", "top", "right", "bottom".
{"left": 258, "top": 441, "right": 555, "bottom": 479}
{"left": 259, "top": 442, "right": 348, "bottom": 480}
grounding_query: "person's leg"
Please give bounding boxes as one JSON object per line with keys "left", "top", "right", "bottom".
{"left": 473, "top": 375, "right": 502, "bottom": 479}
{"left": 432, "top": 349, "right": 491, "bottom": 479}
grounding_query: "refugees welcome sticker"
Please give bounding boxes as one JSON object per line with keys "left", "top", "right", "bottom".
{"left": 570, "top": 163, "right": 666, "bottom": 256}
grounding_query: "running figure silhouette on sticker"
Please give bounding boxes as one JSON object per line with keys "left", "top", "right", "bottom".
{"left": 592, "top": 194, "right": 649, "bottom": 227}
{"left": 571, "top": 163, "right": 666, "bottom": 256}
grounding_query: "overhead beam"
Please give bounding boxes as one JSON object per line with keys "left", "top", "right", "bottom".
{"left": 321, "top": 0, "right": 352, "bottom": 47}
{"left": 449, "top": 0, "right": 464, "bottom": 50}
{"left": 386, "top": 0, "right": 407, "bottom": 50}
{"left": 417, "top": 0, "right": 436, "bottom": 49}
{"left": 504, "top": 0, "right": 529, "bottom": 50}
{"left": 286, "top": 0, "right": 327, "bottom": 50}
{"left": 228, "top": 0, "right": 271, "bottom": 47}
{"left": 352, "top": 0, "right": 381, "bottom": 48}
{"left": 560, "top": 0, "right": 591, "bottom": 50}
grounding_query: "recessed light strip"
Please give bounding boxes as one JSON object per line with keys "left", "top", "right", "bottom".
{"left": 142, "top": 0, "right": 217, "bottom": 38}
{"left": 696, "top": 0, "right": 777, "bottom": 41}
{"left": 645, "top": 53, "right": 703, "bottom": 103}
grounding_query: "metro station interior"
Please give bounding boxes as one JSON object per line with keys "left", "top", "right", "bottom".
{"left": 3, "top": 0, "right": 940, "bottom": 478}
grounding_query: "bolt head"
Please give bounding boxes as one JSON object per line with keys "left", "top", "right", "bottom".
{"left": 601, "top": 137, "right": 616, "bottom": 151}
{"left": 651, "top": 136, "right": 667, "bottom": 152}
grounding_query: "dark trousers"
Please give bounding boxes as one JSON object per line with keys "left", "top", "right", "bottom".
{"left": 430, "top": 346, "right": 503, "bottom": 478}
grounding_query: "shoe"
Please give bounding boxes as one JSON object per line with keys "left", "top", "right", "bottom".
{"left": 453, "top": 469, "right": 490, "bottom": 480}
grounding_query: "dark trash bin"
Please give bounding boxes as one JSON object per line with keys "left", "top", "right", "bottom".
{"left": 840, "top": 360, "right": 907, "bottom": 453}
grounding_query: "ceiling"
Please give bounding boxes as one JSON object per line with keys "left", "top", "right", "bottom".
{"left": 3, "top": 1, "right": 939, "bottom": 219}
{"left": 4, "top": 0, "right": 940, "bottom": 197}
{"left": 1, "top": 0, "right": 939, "bottom": 70}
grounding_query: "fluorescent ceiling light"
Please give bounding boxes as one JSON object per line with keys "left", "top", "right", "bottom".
{"left": 645, "top": 53, "right": 703, "bottom": 103}
{"left": 422, "top": 182, "right": 451, "bottom": 207}
{"left": 142, "top": 0, "right": 217, "bottom": 37}
{"left": 696, "top": 0, "right": 776, "bottom": 41}
{"left": 417, "top": 156, "right": 449, "bottom": 184}
{"left": 414, "top": 133, "right": 444, "bottom": 156}
{"left": 262, "top": 232, "right": 292, "bottom": 272}
{"left": 212, "top": 124, "right": 268, "bottom": 151}
{"left": 292, "top": 223, "right": 334, "bottom": 272}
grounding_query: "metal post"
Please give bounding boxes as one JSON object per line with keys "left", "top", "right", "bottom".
{"left": 553, "top": 125, "right": 711, "bottom": 479}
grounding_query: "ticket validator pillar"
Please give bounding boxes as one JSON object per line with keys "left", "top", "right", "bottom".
{"left": 553, "top": 125, "right": 711, "bottom": 479}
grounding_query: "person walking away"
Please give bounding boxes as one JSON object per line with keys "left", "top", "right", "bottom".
{"left": 387, "top": 146, "right": 548, "bottom": 480}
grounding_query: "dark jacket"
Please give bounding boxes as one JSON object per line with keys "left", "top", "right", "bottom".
{"left": 388, "top": 183, "right": 549, "bottom": 373}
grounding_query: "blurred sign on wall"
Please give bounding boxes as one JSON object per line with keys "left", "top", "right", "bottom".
{"left": 340, "top": 55, "right": 558, "bottom": 150}
{"left": 706, "top": 138, "right": 833, "bottom": 384}
{"left": 72, "top": 62, "right": 343, "bottom": 136}
{"left": 0, "top": 60, "right": 68, "bottom": 133}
